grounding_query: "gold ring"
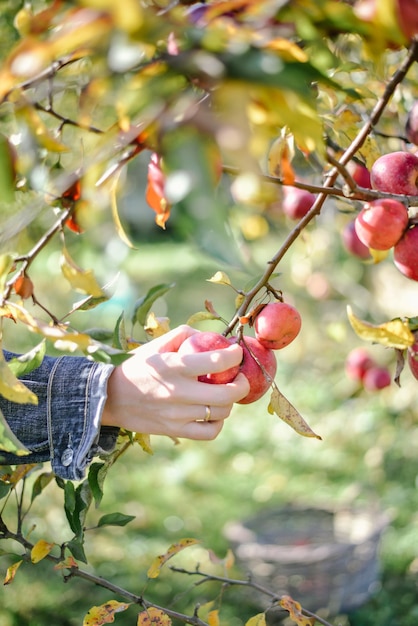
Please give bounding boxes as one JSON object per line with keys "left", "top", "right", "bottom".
{"left": 204, "top": 405, "right": 211, "bottom": 422}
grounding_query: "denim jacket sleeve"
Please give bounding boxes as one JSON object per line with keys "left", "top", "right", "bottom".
{"left": 0, "top": 351, "right": 119, "bottom": 480}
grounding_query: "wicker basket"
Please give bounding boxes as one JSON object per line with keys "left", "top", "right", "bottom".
{"left": 223, "top": 505, "right": 389, "bottom": 616}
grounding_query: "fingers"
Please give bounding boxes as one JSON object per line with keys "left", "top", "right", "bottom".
{"left": 179, "top": 343, "right": 244, "bottom": 378}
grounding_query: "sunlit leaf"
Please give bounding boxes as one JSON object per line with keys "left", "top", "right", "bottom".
{"left": 7, "top": 341, "right": 46, "bottom": 378}
{"left": 147, "top": 538, "right": 200, "bottom": 579}
{"left": 268, "top": 387, "right": 322, "bottom": 440}
{"left": 207, "top": 271, "right": 232, "bottom": 286}
{"left": 83, "top": 600, "right": 131, "bottom": 626}
{"left": 245, "top": 613, "right": 267, "bottom": 626}
{"left": 0, "top": 350, "right": 38, "bottom": 405}
{"left": 144, "top": 312, "right": 171, "bottom": 338}
{"left": 97, "top": 512, "right": 136, "bottom": 528}
{"left": 0, "top": 135, "right": 16, "bottom": 203}
{"left": 17, "top": 102, "right": 69, "bottom": 152}
{"left": 4, "top": 560, "right": 23, "bottom": 585}
{"left": 186, "top": 311, "right": 222, "bottom": 326}
{"left": 61, "top": 247, "right": 105, "bottom": 298}
{"left": 137, "top": 608, "right": 171, "bottom": 626}
{"left": 279, "top": 596, "right": 315, "bottom": 626}
{"left": 347, "top": 306, "right": 415, "bottom": 349}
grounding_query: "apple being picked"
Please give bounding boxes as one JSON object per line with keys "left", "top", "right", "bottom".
{"left": 393, "top": 226, "right": 418, "bottom": 281}
{"left": 230, "top": 336, "right": 277, "bottom": 404}
{"left": 354, "top": 198, "right": 409, "bottom": 250}
{"left": 254, "top": 301, "right": 302, "bottom": 350}
{"left": 370, "top": 151, "right": 418, "bottom": 195}
{"left": 282, "top": 186, "right": 316, "bottom": 220}
{"left": 178, "top": 331, "right": 240, "bottom": 384}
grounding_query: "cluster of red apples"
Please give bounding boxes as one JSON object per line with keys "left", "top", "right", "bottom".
{"left": 343, "top": 101, "right": 418, "bottom": 280}
{"left": 178, "top": 301, "right": 301, "bottom": 404}
{"left": 345, "top": 347, "right": 391, "bottom": 391}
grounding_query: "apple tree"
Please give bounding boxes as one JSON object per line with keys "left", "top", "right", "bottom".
{"left": 0, "top": 1, "right": 418, "bottom": 625}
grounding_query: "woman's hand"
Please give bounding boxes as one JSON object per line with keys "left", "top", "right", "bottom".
{"left": 101, "top": 325, "right": 250, "bottom": 439}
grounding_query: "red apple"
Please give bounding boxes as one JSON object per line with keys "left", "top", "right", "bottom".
{"left": 407, "top": 336, "right": 418, "bottom": 380}
{"left": 363, "top": 366, "right": 391, "bottom": 391}
{"left": 370, "top": 151, "right": 418, "bottom": 195}
{"left": 342, "top": 220, "right": 371, "bottom": 259}
{"left": 406, "top": 100, "right": 418, "bottom": 146}
{"left": 354, "top": 198, "right": 409, "bottom": 250}
{"left": 282, "top": 186, "right": 316, "bottom": 220}
{"left": 178, "top": 331, "right": 240, "bottom": 384}
{"left": 395, "top": 0, "right": 418, "bottom": 41}
{"left": 254, "top": 302, "right": 302, "bottom": 350}
{"left": 393, "top": 226, "right": 418, "bottom": 281}
{"left": 345, "top": 347, "right": 375, "bottom": 382}
{"left": 346, "top": 160, "right": 372, "bottom": 189}
{"left": 230, "top": 336, "right": 277, "bottom": 404}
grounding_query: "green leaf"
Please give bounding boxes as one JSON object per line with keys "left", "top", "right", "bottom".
{"left": 66, "top": 538, "right": 87, "bottom": 564}
{"left": 7, "top": 341, "right": 46, "bottom": 378}
{"left": 0, "top": 408, "right": 30, "bottom": 457}
{"left": 113, "top": 312, "right": 128, "bottom": 350}
{"left": 132, "top": 283, "right": 175, "bottom": 327}
{"left": 88, "top": 344, "right": 132, "bottom": 366}
{"left": 88, "top": 462, "right": 106, "bottom": 508}
{"left": 97, "top": 512, "right": 136, "bottom": 528}
{"left": 31, "top": 471, "right": 54, "bottom": 504}
{"left": 0, "top": 136, "right": 15, "bottom": 204}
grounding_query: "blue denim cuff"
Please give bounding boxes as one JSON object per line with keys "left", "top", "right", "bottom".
{"left": 0, "top": 352, "right": 118, "bottom": 480}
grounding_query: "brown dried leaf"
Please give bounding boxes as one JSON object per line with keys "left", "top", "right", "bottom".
{"left": 137, "top": 608, "right": 171, "bottom": 626}
{"left": 279, "top": 596, "right": 315, "bottom": 626}
{"left": 268, "top": 387, "right": 322, "bottom": 440}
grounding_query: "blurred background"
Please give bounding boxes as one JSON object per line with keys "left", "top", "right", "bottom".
{"left": 2, "top": 149, "right": 418, "bottom": 626}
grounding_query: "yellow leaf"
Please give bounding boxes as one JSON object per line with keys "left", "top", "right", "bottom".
{"left": 5, "top": 301, "right": 94, "bottom": 351}
{"left": 31, "top": 539, "right": 55, "bottom": 563}
{"left": 144, "top": 312, "right": 171, "bottom": 338}
{"left": 7, "top": 464, "right": 38, "bottom": 485}
{"left": 347, "top": 306, "right": 414, "bottom": 349}
{"left": 245, "top": 614, "right": 267, "bottom": 626}
{"left": 83, "top": 600, "right": 131, "bottom": 626}
{"left": 186, "top": 311, "right": 221, "bottom": 326}
{"left": 0, "top": 350, "right": 38, "bottom": 405}
{"left": 110, "top": 169, "right": 136, "bottom": 249}
{"left": 137, "top": 607, "right": 172, "bottom": 626}
{"left": 60, "top": 247, "right": 105, "bottom": 297}
{"left": 265, "top": 38, "right": 307, "bottom": 63}
{"left": 4, "top": 560, "right": 23, "bottom": 585}
{"left": 17, "top": 103, "right": 69, "bottom": 153}
{"left": 207, "top": 271, "right": 232, "bottom": 286}
{"left": 208, "top": 610, "right": 220, "bottom": 626}
{"left": 279, "top": 596, "right": 315, "bottom": 626}
{"left": 147, "top": 539, "right": 200, "bottom": 579}
{"left": 0, "top": 253, "right": 14, "bottom": 292}
{"left": 268, "top": 387, "right": 322, "bottom": 440}
{"left": 133, "top": 433, "right": 154, "bottom": 455}
{"left": 267, "top": 130, "right": 295, "bottom": 184}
